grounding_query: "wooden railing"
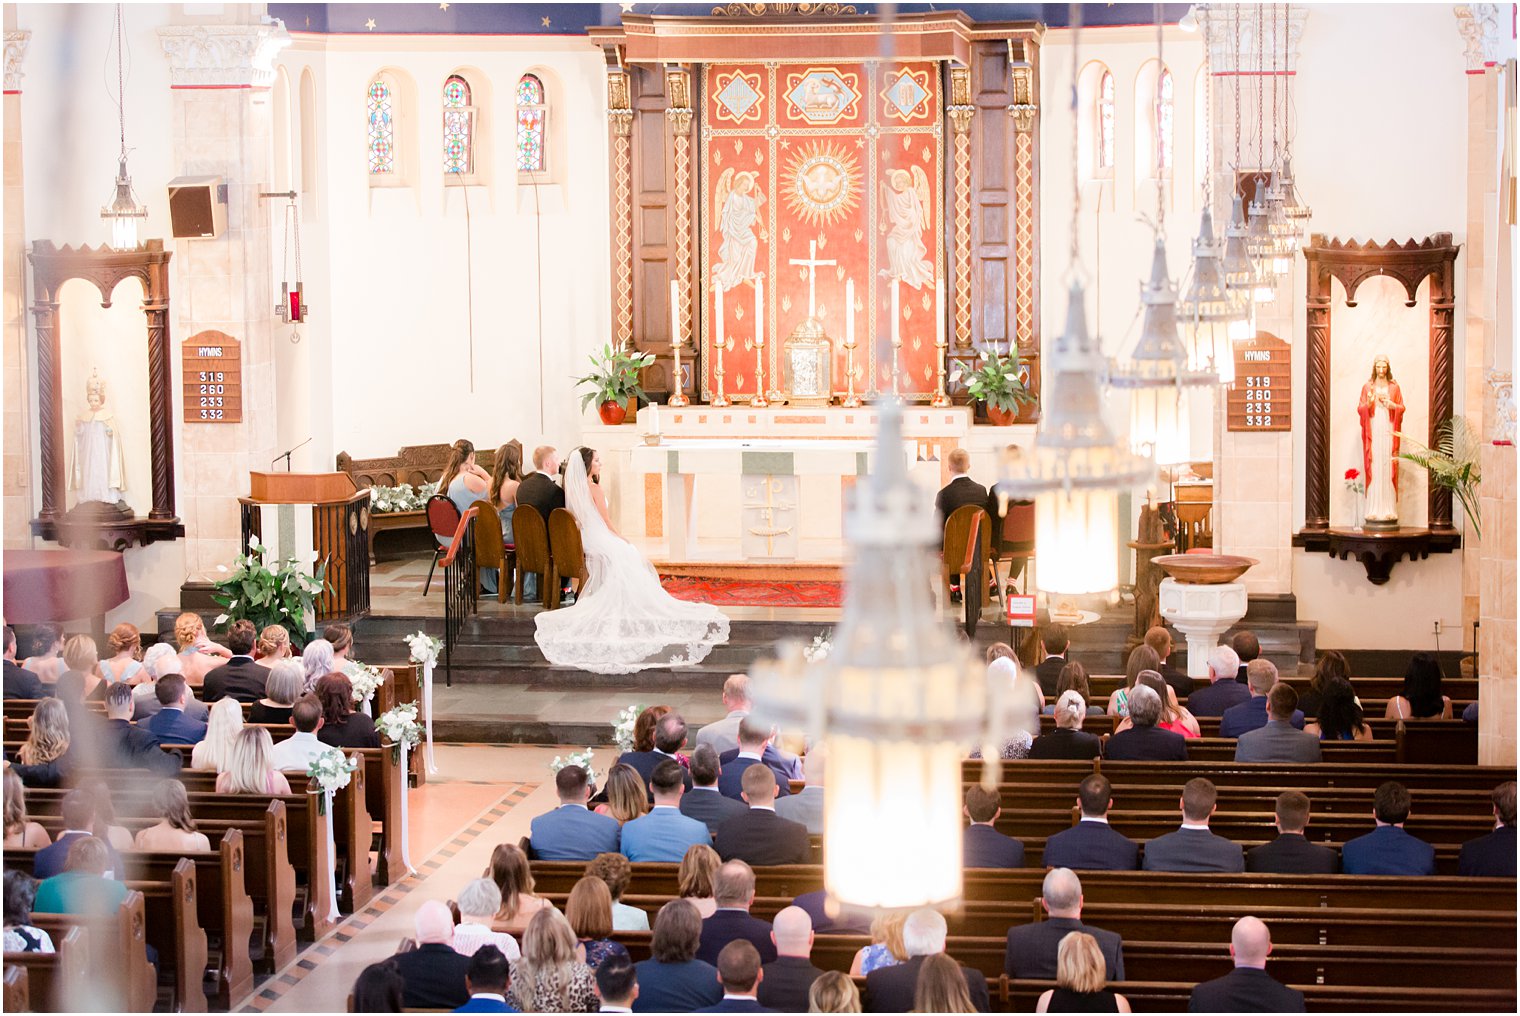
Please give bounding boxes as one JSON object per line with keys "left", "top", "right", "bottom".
{"left": 440, "top": 506, "right": 478, "bottom": 687}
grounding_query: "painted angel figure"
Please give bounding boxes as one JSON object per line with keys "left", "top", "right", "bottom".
{"left": 880, "top": 166, "right": 935, "bottom": 289}
{"left": 712, "top": 168, "right": 767, "bottom": 292}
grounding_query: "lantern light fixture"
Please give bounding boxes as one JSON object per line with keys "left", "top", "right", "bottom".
{"left": 100, "top": 5, "right": 147, "bottom": 251}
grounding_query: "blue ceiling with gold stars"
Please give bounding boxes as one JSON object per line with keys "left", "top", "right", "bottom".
{"left": 268, "top": 3, "right": 1190, "bottom": 35}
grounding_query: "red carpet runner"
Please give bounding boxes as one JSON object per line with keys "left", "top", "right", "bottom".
{"left": 659, "top": 575, "right": 844, "bottom": 608}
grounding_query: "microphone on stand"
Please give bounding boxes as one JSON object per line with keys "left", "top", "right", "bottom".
{"left": 273, "top": 437, "right": 313, "bottom": 472}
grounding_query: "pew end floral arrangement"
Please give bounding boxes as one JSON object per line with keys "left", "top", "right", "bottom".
{"left": 306, "top": 747, "right": 359, "bottom": 815}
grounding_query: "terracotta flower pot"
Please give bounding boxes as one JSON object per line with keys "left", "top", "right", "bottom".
{"left": 984, "top": 403, "right": 1017, "bottom": 426}
{"left": 598, "top": 401, "right": 627, "bottom": 426}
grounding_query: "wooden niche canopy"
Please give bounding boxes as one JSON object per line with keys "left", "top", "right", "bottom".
{"left": 28, "top": 239, "right": 184, "bottom": 550}
{"left": 1292, "top": 233, "right": 1461, "bottom": 585}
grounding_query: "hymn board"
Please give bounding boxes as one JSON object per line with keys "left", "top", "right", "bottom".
{"left": 1227, "top": 333, "right": 1291, "bottom": 433}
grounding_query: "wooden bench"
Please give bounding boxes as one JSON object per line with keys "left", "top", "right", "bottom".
{"left": 2, "top": 925, "right": 83, "bottom": 1012}
{"left": 955, "top": 758, "right": 1517, "bottom": 792}
{"left": 337, "top": 442, "right": 503, "bottom": 560}
{"left": 31, "top": 892, "right": 156, "bottom": 1012}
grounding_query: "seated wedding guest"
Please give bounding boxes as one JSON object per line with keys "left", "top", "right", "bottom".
{"left": 596, "top": 764, "right": 651, "bottom": 825}
{"left": 203, "top": 620, "right": 271, "bottom": 703}
{"left": 1104, "top": 685, "right": 1187, "bottom": 762}
{"left": 215, "top": 727, "right": 293, "bottom": 795}
{"left": 962, "top": 784, "right": 1024, "bottom": 869}
{"left": 147, "top": 674, "right": 209, "bottom": 747}
{"left": 3, "top": 870, "right": 54, "bottom": 954}
{"left": 567, "top": 876, "right": 632, "bottom": 971}
{"left": 300, "top": 638, "right": 334, "bottom": 695}
{"left": 255, "top": 624, "right": 292, "bottom": 663}
{"left": 489, "top": 440, "right": 524, "bottom": 544}
{"left": 315, "top": 672, "right": 380, "bottom": 748}
{"left": 935, "top": 449, "right": 987, "bottom": 601}
{"left": 1187, "top": 917, "right": 1305, "bottom": 1012}
{"left": 596, "top": 955, "right": 638, "bottom": 1014}
{"left": 1186, "top": 645, "right": 1248, "bottom": 717}
{"left": 456, "top": 945, "right": 515, "bottom": 1013}
{"left": 531, "top": 766, "right": 621, "bottom": 861}
{"left": 351, "top": 960, "right": 405, "bottom": 1013}
{"left": 1458, "top": 782, "right": 1517, "bottom": 877}
{"left": 33, "top": 836, "right": 128, "bottom": 916}
{"left": 914, "top": 953, "right": 976, "bottom": 1014}
{"left": 704, "top": 940, "right": 771, "bottom": 1014}
{"left": 1235, "top": 684, "right": 1321, "bottom": 763}
{"left": 11, "top": 698, "right": 75, "bottom": 787}
{"left": 270, "top": 695, "right": 329, "bottom": 771}
{"left": 678, "top": 844, "right": 722, "bottom": 919}
{"left": 3, "top": 769, "right": 51, "bottom": 849}
{"left": 489, "top": 843, "right": 556, "bottom": 936}
{"left": 698, "top": 861, "right": 776, "bottom": 966}
{"left": 586, "top": 852, "right": 649, "bottom": 932}
{"left": 633, "top": 900, "right": 723, "bottom": 1013}
{"left": 1107, "top": 645, "right": 1160, "bottom": 719}
{"left": 1230, "top": 630, "right": 1260, "bottom": 683}
{"left": 1245, "top": 791, "right": 1338, "bottom": 874}
{"left": 1042, "top": 775, "right": 1140, "bottom": 872}
{"left": 683, "top": 744, "right": 748, "bottom": 834}
{"left": 617, "top": 712, "right": 694, "bottom": 797}
{"left": 394, "top": 899, "right": 474, "bottom": 1010}
{"left": 100, "top": 683, "right": 181, "bottom": 774}
{"left": 33, "top": 790, "right": 121, "bottom": 880}
{"left": 3, "top": 626, "right": 46, "bottom": 699}
{"left": 324, "top": 623, "right": 354, "bottom": 666}
{"left": 775, "top": 746, "right": 825, "bottom": 834}
{"left": 863, "top": 908, "right": 989, "bottom": 1013}
{"left": 696, "top": 675, "right": 754, "bottom": 754}
{"left": 1144, "top": 626, "right": 1193, "bottom": 699}
{"left": 1298, "top": 650, "right": 1350, "bottom": 719}
{"left": 1305, "top": 679, "right": 1374, "bottom": 741}
{"left": 192, "top": 697, "right": 244, "bottom": 770}
{"left": 850, "top": 913, "right": 907, "bottom": 976}
{"left": 21, "top": 623, "right": 65, "bottom": 685}
{"left": 132, "top": 653, "right": 207, "bottom": 723}
{"left": 1113, "top": 672, "right": 1199, "bottom": 738}
{"left": 1034, "top": 932, "right": 1132, "bottom": 1014}
{"left": 249, "top": 659, "right": 304, "bottom": 725}
{"left": 100, "top": 623, "right": 143, "bottom": 685}
{"left": 1005, "top": 868, "right": 1125, "bottom": 981}
{"left": 1043, "top": 663, "right": 1104, "bottom": 717}
{"left": 758, "top": 906, "right": 823, "bottom": 1013}
{"left": 1034, "top": 624, "right": 1071, "bottom": 696}
{"left": 1220, "top": 660, "right": 1304, "bottom": 738}
{"left": 808, "top": 971, "right": 861, "bottom": 1013}
{"left": 1031, "top": 692, "right": 1103, "bottom": 761}
{"left": 452, "top": 877, "right": 522, "bottom": 960}
{"left": 1143, "top": 779, "right": 1244, "bottom": 873}
{"left": 58, "top": 634, "right": 105, "bottom": 701}
{"left": 133, "top": 779, "right": 211, "bottom": 853}
{"left": 988, "top": 655, "right": 1044, "bottom": 740}
{"left": 81, "top": 780, "right": 132, "bottom": 852}
{"left": 718, "top": 720, "right": 794, "bottom": 800}
{"left": 507, "top": 908, "right": 598, "bottom": 1013}
{"left": 1341, "top": 781, "right": 1436, "bottom": 875}
{"left": 442, "top": 439, "right": 493, "bottom": 517}
{"left": 172, "top": 612, "right": 231, "bottom": 687}
{"left": 715, "top": 765, "right": 810, "bottom": 866}
{"left": 1386, "top": 651, "right": 1454, "bottom": 719}
{"left": 621, "top": 760, "right": 710, "bottom": 862}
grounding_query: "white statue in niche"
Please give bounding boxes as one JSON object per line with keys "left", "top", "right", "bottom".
{"left": 1357, "top": 354, "right": 1405, "bottom": 527}
{"left": 70, "top": 371, "right": 127, "bottom": 506}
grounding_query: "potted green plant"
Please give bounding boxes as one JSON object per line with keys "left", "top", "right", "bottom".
{"left": 575, "top": 344, "right": 655, "bottom": 425}
{"left": 1399, "top": 416, "right": 1483, "bottom": 537}
{"left": 951, "top": 348, "right": 1037, "bottom": 425}
{"left": 211, "top": 535, "right": 328, "bottom": 648}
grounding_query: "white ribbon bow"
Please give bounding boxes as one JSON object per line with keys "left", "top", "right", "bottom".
{"left": 398, "top": 739, "right": 417, "bottom": 876}
{"left": 422, "top": 659, "right": 437, "bottom": 774}
{"left": 322, "top": 788, "right": 341, "bottom": 921}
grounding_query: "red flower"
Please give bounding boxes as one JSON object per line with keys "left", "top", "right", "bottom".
{"left": 1344, "top": 468, "right": 1359, "bottom": 480}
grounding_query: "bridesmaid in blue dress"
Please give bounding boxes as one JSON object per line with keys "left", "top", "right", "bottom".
{"left": 488, "top": 440, "right": 523, "bottom": 546}
{"left": 436, "top": 440, "right": 492, "bottom": 591}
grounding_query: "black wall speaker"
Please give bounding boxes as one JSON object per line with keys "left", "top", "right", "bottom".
{"left": 167, "top": 176, "right": 228, "bottom": 239}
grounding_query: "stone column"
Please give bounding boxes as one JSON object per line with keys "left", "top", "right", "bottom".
{"left": 158, "top": 20, "right": 289, "bottom": 578}
{"left": 3, "top": 28, "right": 32, "bottom": 547}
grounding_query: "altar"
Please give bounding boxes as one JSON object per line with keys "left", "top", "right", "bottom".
{"left": 593, "top": 405, "right": 1031, "bottom": 565}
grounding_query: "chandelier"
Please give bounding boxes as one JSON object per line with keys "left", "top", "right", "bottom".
{"left": 100, "top": 5, "right": 147, "bottom": 251}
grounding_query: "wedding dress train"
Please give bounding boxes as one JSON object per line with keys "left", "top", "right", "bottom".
{"left": 532, "top": 452, "right": 730, "bottom": 674}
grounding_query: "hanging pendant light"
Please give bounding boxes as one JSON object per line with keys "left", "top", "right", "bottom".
{"left": 1178, "top": 207, "right": 1248, "bottom": 384}
{"left": 100, "top": 5, "right": 147, "bottom": 251}
{"left": 1276, "top": 155, "right": 1312, "bottom": 230}
{"left": 1271, "top": 5, "right": 1311, "bottom": 244}
{"left": 1223, "top": 192, "right": 1273, "bottom": 307}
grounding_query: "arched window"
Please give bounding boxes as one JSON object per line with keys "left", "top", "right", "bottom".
{"left": 443, "top": 74, "right": 475, "bottom": 175}
{"left": 1155, "top": 67, "right": 1175, "bottom": 173}
{"left": 1097, "top": 69, "right": 1115, "bottom": 172}
{"left": 516, "top": 73, "right": 547, "bottom": 174}
{"left": 367, "top": 77, "right": 395, "bottom": 175}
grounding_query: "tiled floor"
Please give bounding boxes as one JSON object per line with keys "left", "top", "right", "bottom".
{"left": 242, "top": 743, "right": 622, "bottom": 1014}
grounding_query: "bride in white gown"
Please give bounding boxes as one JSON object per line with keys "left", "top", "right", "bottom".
{"left": 533, "top": 447, "right": 730, "bottom": 674}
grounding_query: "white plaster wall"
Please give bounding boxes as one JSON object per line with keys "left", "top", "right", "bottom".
{"left": 277, "top": 35, "right": 612, "bottom": 467}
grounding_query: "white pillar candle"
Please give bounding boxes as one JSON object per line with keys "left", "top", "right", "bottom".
{"left": 715, "top": 283, "right": 725, "bottom": 349}
{"left": 755, "top": 276, "right": 765, "bottom": 347}
{"left": 935, "top": 278, "right": 946, "bottom": 346}
{"left": 845, "top": 278, "right": 855, "bottom": 347}
{"left": 669, "top": 280, "right": 681, "bottom": 347}
{"left": 649, "top": 401, "right": 660, "bottom": 435}
{"left": 891, "top": 279, "right": 900, "bottom": 347}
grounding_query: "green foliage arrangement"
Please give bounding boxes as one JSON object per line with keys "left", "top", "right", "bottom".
{"left": 950, "top": 348, "right": 1037, "bottom": 413}
{"left": 575, "top": 344, "right": 656, "bottom": 412}
{"left": 212, "top": 535, "right": 328, "bottom": 648}
{"left": 1399, "top": 416, "right": 1483, "bottom": 538}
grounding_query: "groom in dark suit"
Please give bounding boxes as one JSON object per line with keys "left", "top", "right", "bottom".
{"left": 516, "top": 446, "right": 569, "bottom": 603}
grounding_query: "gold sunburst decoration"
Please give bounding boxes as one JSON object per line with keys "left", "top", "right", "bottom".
{"left": 783, "top": 139, "right": 861, "bottom": 229}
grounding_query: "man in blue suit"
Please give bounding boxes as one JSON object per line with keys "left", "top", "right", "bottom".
{"left": 143, "top": 674, "right": 208, "bottom": 745}
{"left": 697, "top": 861, "right": 776, "bottom": 966}
{"left": 1220, "top": 660, "right": 1304, "bottom": 738}
{"left": 696, "top": 941, "right": 773, "bottom": 1013}
{"left": 962, "top": 784, "right": 1024, "bottom": 868}
{"left": 1458, "top": 782, "right": 1517, "bottom": 877}
{"left": 530, "top": 764, "right": 621, "bottom": 861}
{"left": 34, "top": 790, "right": 125, "bottom": 881}
{"left": 681, "top": 745, "right": 748, "bottom": 835}
{"left": 453, "top": 945, "right": 517, "bottom": 1013}
{"left": 717, "top": 720, "right": 791, "bottom": 800}
{"left": 1186, "top": 645, "right": 1250, "bottom": 717}
{"left": 1042, "top": 774, "right": 1140, "bottom": 871}
{"left": 1341, "top": 781, "right": 1437, "bottom": 875}
{"left": 617, "top": 713, "right": 694, "bottom": 801}
{"left": 621, "top": 760, "right": 712, "bottom": 862}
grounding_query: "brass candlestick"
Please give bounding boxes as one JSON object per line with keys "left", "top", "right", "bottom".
{"left": 668, "top": 338, "right": 690, "bottom": 407}
{"left": 841, "top": 340, "right": 862, "bottom": 408}
{"left": 750, "top": 337, "right": 769, "bottom": 408}
{"left": 711, "top": 339, "right": 732, "bottom": 408}
{"left": 931, "top": 338, "right": 952, "bottom": 407}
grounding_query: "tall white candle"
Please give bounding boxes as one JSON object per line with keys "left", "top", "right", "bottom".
{"left": 845, "top": 278, "right": 855, "bottom": 347}
{"left": 649, "top": 401, "right": 660, "bottom": 435}
{"left": 669, "top": 280, "right": 681, "bottom": 347}
{"left": 754, "top": 276, "right": 765, "bottom": 347}
{"left": 935, "top": 278, "right": 946, "bottom": 347}
{"left": 891, "top": 279, "right": 900, "bottom": 347}
{"left": 715, "top": 283, "right": 725, "bottom": 350}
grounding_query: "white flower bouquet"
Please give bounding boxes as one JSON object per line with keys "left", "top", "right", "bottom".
{"left": 803, "top": 632, "right": 833, "bottom": 663}
{"left": 548, "top": 748, "right": 600, "bottom": 788}
{"left": 307, "top": 747, "right": 359, "bottom": 813}
{"left": 345, "top": 660, "right": 386, "bottom": 706}
{"left": 377, "top": 702, "right": 422, "bottom": 747}
{"left": 405, "top": 631, "right": 441, "bottom": 668}
{"left": 611, "top": 703, "right": 645, "bottom": 755}
{"left": 368, "top": 481, "right": 441, "bottom": 513}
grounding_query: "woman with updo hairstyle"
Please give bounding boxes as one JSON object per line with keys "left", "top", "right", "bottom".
{"left": 1029, "top": 691, "right": 1104, "bottom": 761}
{"left": 59, "top": 635, "right": 105, "bottom": 701}
{"left": 323, "top": 624, "right": 354, "bottom": 665}
{"left": 100, "top": 624, "right": 143, "bottom": 685}
{"left": 173, "top": 611, "right": 231, "bottom": 686}
{"left": 21, "top": 623, "right": 65, "bottom": 684}
{"left": 3, "top": 769, "right": 51, "bottom": 849}
{"left": 249, "top": 659, "right": 304, "bottom": 725}
{"left": 255, "top": 624, "right": 291, "bottom": 663}
{"left": 314, "top": 672, "right": 380, "bottom": 749}
{"left": 809, "top": 970, "right": 863, "bottom": 1013}
{"left": 677, "top": 843, "right": 720, "bottom": 918}
{"left": 632, "top": 705, "right": 672, "bottom": 753}
{"left": 488, "top": 842, "right": 556, "bottom": 936}
{"left": 440, "top": 439, "right": 491, "bottom": 518}
{"left": 133, "top": 780, "right": 211, "bottom": 853}
{"left": 593, "top": 764, "right": 649, "bottom": 825}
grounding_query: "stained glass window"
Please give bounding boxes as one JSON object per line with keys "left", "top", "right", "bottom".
{"left": 368, "top": 78, "right": 395, "bottom": 175}
{"left": 443, "top": 74, "right": 474, "bottom": 175}
{"left": 516, "top": 73, "right": 546, "bottom": 173}
{"left": 1097, "top": 69, "right": 1115, "bottom": 172}
{"left": 1156, "top": 68, "right": 1175, "bottom": 172}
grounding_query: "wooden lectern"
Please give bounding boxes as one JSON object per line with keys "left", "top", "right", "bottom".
{"left": 240, "top": 472, "right": 372, "bottom": 626}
